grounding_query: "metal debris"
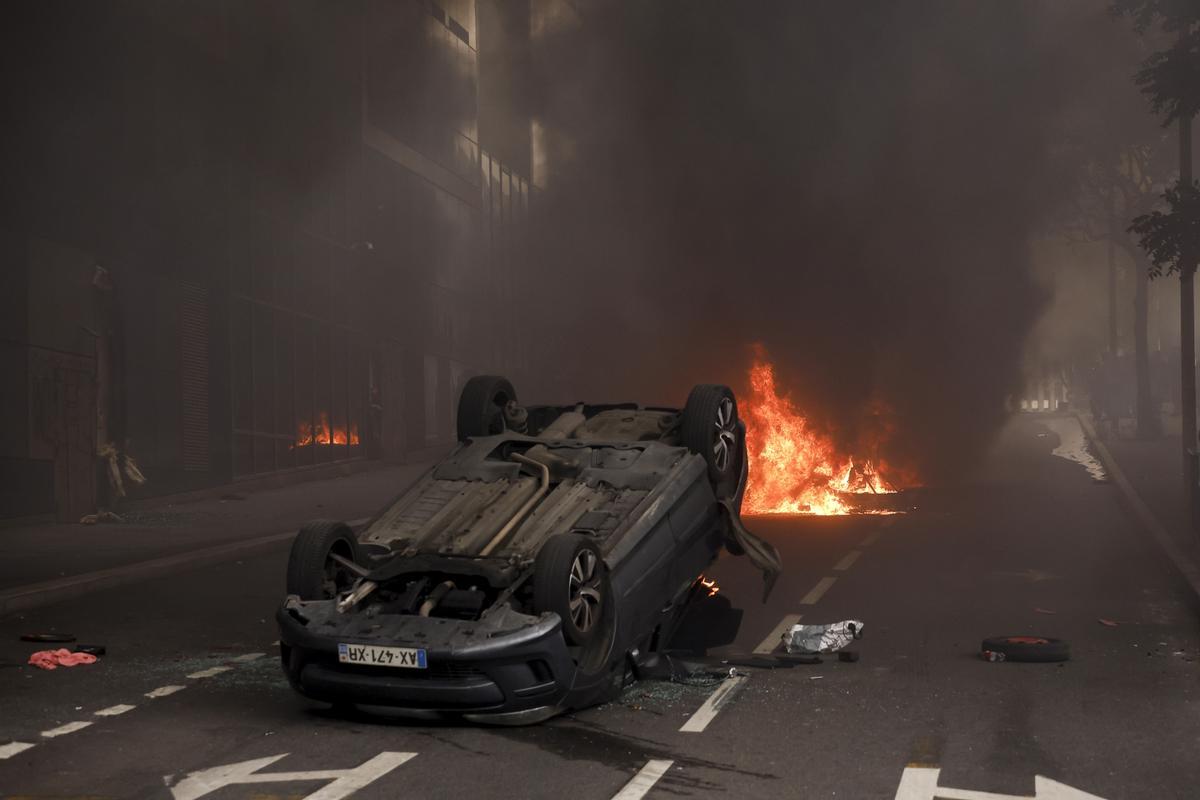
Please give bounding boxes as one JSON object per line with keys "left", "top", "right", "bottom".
{"left": 783, "top": 620, "right": 864, "bottom": 654}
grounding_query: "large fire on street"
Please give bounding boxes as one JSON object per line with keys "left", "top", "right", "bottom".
{"left": 741, "top": 348, "right": 910, "bottom": 515}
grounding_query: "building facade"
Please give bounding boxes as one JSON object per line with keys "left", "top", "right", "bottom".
{"left": 0, "top": 0, "right": 565, "bottom": 519}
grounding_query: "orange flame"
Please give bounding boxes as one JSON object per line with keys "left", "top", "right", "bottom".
{"left": 699, "top": 575, "right": 720, "bottom": 597}
{"left": 742, "top": 347, "right": 904, "bottom": 515}
{"left": 295, "top": 411, "right": 360, "bottom": 448}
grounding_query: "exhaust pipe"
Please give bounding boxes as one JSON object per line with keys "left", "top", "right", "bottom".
{"left": 479, "top": 452, "right": 551, "bottom": 557}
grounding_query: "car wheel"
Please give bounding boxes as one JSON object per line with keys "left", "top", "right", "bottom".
{"left": 533, "top": 534, "right": 609, "bottom": 647}
{"left": 286, "top": 520, "right": 361, "bottom": 600}
{"left": 681, "top": 384, "right": 741, "bottom": 485}
{"left": 456, "top": 375, "right": 517, "bottom": 441}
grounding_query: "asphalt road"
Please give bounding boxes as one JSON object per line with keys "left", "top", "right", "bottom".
{"left": 1, "top": 415, "right": 1197, "bottom": 799}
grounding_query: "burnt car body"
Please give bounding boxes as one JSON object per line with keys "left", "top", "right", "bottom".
{"left": 276, "top": 377, "right": 781, "bottom": 724}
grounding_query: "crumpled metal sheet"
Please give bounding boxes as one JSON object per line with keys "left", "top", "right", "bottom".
{"left": 718, "top": 500, "right": 783, "bottom": 601}
{"left": 784, "top": 620, "right": 864, "bottom": 654}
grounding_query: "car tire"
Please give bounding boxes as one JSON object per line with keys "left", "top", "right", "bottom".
{"left": 681, "top": 384, "right": 741, "bottom": 485}
{"left": 981, "top": 635, "right": 1070, "bottom": 663}
{"left": 533, "top": 534, "right": 609, "bottom": 647}
{"left": 456, "top": 375, "right": 517, "bottom": 442}
{"left": 286, "top": 520, "right": 361, "bottom": 600}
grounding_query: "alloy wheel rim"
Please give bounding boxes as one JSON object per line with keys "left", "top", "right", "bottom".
{"left": 712, "top": 396, "right": 737, "bottom": 473}
{"left": 568, "top": 549, "right": 603, "bottom": 633}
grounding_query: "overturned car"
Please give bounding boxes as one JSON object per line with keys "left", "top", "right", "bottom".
{"left": 277, "top": 377, "right": 782, "bottom": 723}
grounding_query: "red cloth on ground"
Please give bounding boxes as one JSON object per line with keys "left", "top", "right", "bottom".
{"left": 28, "top": 648, "right": 98, "bottom": 670}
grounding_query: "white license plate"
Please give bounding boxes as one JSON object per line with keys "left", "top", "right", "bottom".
{"left": 337, "top": 643, "right": 427, "bottom": 669}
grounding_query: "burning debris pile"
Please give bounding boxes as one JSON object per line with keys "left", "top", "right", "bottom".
{"left": 742, "top": 348, "right": 911, "bottom": 515}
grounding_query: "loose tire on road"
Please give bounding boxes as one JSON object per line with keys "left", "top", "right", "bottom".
{"left": 533, "top": 534, "right": 610, "bottom": 647}
{"left": 456, "top": 375, "right": 518, "bottom": 441}
{"left": 981, "top": 635, "right": 1070, "bottom": 663}
{"left": 286, "top": 520, "right": 361, "bottom": 601}
{"left": 681, "top": 384, "right": 741, "bottom": 486}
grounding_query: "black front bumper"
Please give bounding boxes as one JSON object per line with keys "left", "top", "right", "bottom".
{"left": 276, "top": 599, "right": 579, "bottom": 718}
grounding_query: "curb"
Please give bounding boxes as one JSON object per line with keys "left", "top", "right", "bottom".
{"left": 1075, "top": 413, "right": 1200, "bottom": 602}
{"left": 0, "top": 517, "right": 369, "bottom": 618}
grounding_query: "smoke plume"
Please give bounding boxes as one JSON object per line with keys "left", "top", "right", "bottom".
{"left": 527, "top": 1, "right": 1119, "bottom": 480}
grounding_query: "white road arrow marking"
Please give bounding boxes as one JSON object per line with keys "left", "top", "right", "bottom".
{"left": 1033, "top": 777, "right": 1109, "bottom": 800}
{"left": 894, "top": 766, "right": 1106, "bottom": 800}
{"left": 168, "top": 751, "right": 415, "bottom": 800}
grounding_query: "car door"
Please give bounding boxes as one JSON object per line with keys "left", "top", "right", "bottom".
{"left": 667, "top": 478, "right": 723, "bottom": 603}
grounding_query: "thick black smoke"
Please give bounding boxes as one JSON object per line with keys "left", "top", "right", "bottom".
{"left": 526, "top": 1, "right": 1114, "bottom": 480}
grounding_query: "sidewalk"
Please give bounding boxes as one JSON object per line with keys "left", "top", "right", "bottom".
{"left": 1100, "top": 430, "right": 1196, "bottom": 552}
{"left": 1075, "top": 413, "right": 1200, "bottom": 605}
{"left": 0, "top": 460, "right": 434, "bottom": 611}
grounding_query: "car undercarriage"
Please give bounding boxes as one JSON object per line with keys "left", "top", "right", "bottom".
{"left": 277, "top": 378, "right": 782, "bottom": 722}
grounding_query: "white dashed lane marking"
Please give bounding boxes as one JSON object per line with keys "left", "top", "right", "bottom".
{"left": 611, "top": 759, "right": 674, "bottom": 799}
{"left": 680, "top": 674, "right": 747, "bottom": 733}
{"left": 94, "top": 704, "right": 136, "bottom": 717}
{"left": 800, "top": 577, "right": 837, "bottom": 605}
{"left": 860, "top": 530, "right": 883, "bottom": 547}
{"left": 834, "top": 550, "right": 862, "bottom": 571}
{"left": 187, "top": 666, "right": 233, "bottom": 679}
{"left": 0, "top": 742, "right": 36, "bottom": 759}
{"left": 41, "top": 721, "right": 93, "bottom": 738}
{"left": 753, "top": 613, "right": 803, "bottom": 655}
{"left": 1, "top": 651, "right": 267, "bottom": 762}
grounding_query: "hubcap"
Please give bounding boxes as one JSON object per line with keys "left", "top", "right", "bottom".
{"left": 568, "top": 549, "right": 603, "bottom": 633}
{"left": 712, "top": 397, "right": 737, "bottom": 473}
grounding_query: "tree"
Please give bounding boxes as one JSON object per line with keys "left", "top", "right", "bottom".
{"left": 1115, "top": 0, "right": 1200, "bottom": 527}
{"left": 1062, "top": 141, "right": 1169, "bottom": 436}
{"left": 1131, "top": 180, "right": 1200, "bottom": 276}
{"left": 1120, "top": 146, "right": 1173, "bottom": 438}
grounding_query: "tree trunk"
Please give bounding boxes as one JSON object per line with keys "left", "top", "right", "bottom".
{"left": 1134, "top": 250, "right": 1156, "bottom": 437}
{"left": 1179, "top": 110, "right": 1196, "bottom": 531}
